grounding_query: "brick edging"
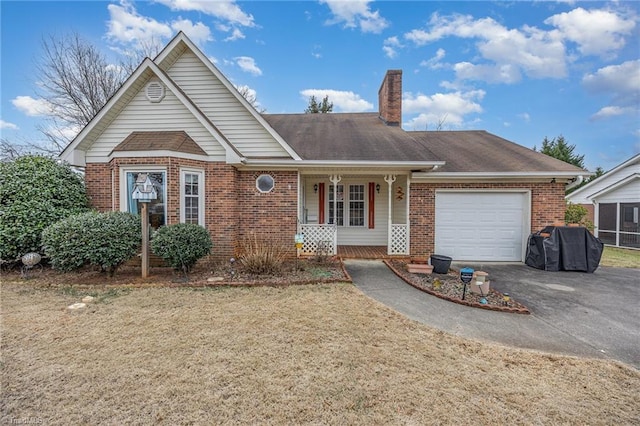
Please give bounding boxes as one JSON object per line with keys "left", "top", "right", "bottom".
{"left": 383, "top": 260, "right": 530, "bottom": 314}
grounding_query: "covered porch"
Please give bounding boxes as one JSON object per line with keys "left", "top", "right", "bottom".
{"left": 298, "top": 173, "right": 410, "bottom": 256}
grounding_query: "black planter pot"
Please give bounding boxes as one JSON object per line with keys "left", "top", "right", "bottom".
{"left": 430, "top": 254, "right": 453, "bottom": 274}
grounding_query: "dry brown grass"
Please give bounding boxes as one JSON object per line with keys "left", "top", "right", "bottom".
{"left": 2, "top": 282, "right": 638, "bottom": 425}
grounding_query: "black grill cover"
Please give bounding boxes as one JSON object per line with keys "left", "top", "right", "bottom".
{"left": 525, "top": 226, "right": 604, "bottom": 273}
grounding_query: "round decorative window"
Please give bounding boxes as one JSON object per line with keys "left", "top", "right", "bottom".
{"left": 256, "top": 174, "right": 275, "bottom": 193}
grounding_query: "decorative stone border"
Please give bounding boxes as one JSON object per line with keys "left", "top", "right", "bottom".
{"left": 383, "top": 260, "right": 530, "bottom": 314}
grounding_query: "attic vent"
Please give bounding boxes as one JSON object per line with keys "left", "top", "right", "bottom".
{"left": 145, "top": 81, "right": 165, "bottom": 103}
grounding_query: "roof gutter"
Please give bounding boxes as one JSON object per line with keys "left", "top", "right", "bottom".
{"left": 237, "top": 158, "right": 446, "bottom": 171}
{"left": 565, "top": 175, "right": 585, "bottom": 191}
{"left": 412, "top": 171, "right": 588, "bottom": 181}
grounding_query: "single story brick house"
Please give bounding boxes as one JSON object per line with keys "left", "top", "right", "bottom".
{"left": 566, "top": 154, "right": 640, "bottom": 249}
{"left": 60, "top": 32, "right": 586, "bottom": 262}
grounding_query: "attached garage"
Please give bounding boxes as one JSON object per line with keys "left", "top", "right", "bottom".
{"left": 435, "top": 191, "right": 530, "bottom": 262}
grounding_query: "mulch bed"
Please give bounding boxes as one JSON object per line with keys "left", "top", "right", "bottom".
{"left": 385, "top": 260, "right": 530, "bottom": 314}
{"left": 4, "top": 257, "right": 351, "bottom": 289}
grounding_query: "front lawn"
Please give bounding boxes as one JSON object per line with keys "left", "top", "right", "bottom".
{"left": 2, "top": 282, "right": 638, "bottom": 424}
{"left": 600, "top": 246, "right": 640, "bottom": 268}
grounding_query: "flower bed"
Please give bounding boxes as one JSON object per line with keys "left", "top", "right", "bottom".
{"left": 386, "top": 260, "right": 529, "bottom": 314}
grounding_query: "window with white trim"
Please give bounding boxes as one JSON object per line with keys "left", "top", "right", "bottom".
{"left": 181, "top": 169, "right": 204, "bottom": 225}
{"left": 123, "top": 170, "right": 166, "bottom": 229}
{"left": 328, "top": 183, "right": 366, "bottom": 227}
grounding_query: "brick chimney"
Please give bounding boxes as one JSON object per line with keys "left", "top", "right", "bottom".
{"left": 378, "top": 69, "right": 402, "bottom": 126}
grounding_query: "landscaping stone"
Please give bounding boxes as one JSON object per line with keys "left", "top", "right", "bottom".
{"left": 81, "top": 296, "right": 95, "bottom": 303}
{"left": 67, "top": 302, "right": 87, "bottom": 311}
{"left": 207, "top": 277, "right": 225, "bottom": 282}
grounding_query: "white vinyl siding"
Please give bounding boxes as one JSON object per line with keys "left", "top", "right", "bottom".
{"left": 435, "top": 191, "right": 529, "bottom": 262}
{"left": 166, "top": 51, "right": 290, "bottom": 158}
{"left": 303, "top": 177, "right": 389, "bottom": 246}
{"left": 568, "top": 163, "right": 640, "bottom": 204}
{"left": 595, "top": 179, "right": 640, "bottom": 203}
{"left": 86, "top": 80, "right": 225, "bottom": 162}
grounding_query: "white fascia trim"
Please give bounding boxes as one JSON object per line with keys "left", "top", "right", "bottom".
{"left": 588, "top": 173, "right": 640, "bottom": 200}
{"left": 412, "top": 171, "right": 585, "bottom": 181}
{"left": 565, "top": 153, "right": 640, "bottom": 198}
{"left": 59, "top": 58, "right": 156, "bottom": 164}
{"left": 109, "top": 150, "right": 214, "bottom": 162}
{"left": 158, "top": 32, "right": 301, "bottom": 161}
{"left": 237, "top": 159, "right": 445, "bottom": 171}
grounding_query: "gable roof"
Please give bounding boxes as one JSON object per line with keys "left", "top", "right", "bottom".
{"left": 567, "top": 153, "right": 640, "bottom": 200}
{"left": 112, "top": 131, "right": 206, "bottom": 156}
{"left": 60, "top": 32, "right": 299, "bottom": 166}
{"left": 587, "top": 173, "right": 640, "bottom": 199}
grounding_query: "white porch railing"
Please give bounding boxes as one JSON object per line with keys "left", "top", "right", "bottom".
{"left": 389, "top": 224, "right": 409, "bottom": 255}
{"left": 299, "top": 224, "right": 338, "bottom": 255}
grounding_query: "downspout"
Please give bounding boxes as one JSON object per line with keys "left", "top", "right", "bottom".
{"left": 384, "top": 174, "right": 396, "bottom": 255}
{"left": 565, "top": 175, "right": 584, "bottom": 191}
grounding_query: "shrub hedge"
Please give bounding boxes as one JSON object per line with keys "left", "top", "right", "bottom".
{"left": 151, "top": 223, "right": 212, "bottom": 273}
{"left": 42, "top": 211, "right": 141, "bottom": 277}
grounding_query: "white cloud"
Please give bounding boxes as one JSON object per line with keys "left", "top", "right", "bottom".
{"left": 0, "top": 119, "right": 19, "bottom": 130}
{"left": 544, "top": 7, "right": 635, "bottom": 58}
{"left": 583, "top": 60, "right": 640, "bottom": 120}
{"left": 155, "top": 0, "right": 255, "bottom": 27}
{"left": 224, "top": 28, "right": 245, "bottom": 42}
{"left": 170, "top": 18, "right": 213, "bottom": 45}
{"left": 383, "top": 36, "right": 402, "bottom": 59}
{"left": 420, "top": 48, "right": 446, "bottom": 69}
{"left": 320, "top": 0, "right": 388, "bottom": 34}
{"left": 12, "top": 96, "right": 53, "bottom": 116}
{"left": 590, "top": 106, "right": 636, "bottom": 121}
{"left": 300, "top": 89, "right": 373, "bottom": 112}
{"left": 402, "top": 89, "right": 485, "bottom": 129}
{"left": 107, "top": 2, "right": 173, "bottom": 47}
{"left": 235, "top": 56, "right": 262, "bottom": 76}
{"left": 518, "top": 112, "right": 531, "bottom": 122}
{"left": 405, "top": 13, "right": 568, "bottom": 82}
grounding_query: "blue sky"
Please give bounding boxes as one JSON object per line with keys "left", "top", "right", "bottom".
{"left": 1, "top": 0, "right": 638, "bottom": 171}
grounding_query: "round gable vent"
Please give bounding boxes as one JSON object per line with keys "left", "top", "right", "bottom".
{"left": 145, "top": 81, "right": 165, "bottom": 103}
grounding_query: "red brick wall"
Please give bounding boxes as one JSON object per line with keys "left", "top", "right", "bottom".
{"left": 409, "top": 182, "right": 566, "bottom": 257}
{"left": 84, "top": 159, "right": 297, "bottom": 259}
{"left": 378, "top": 70, "right": 402, "bottom": 126}
{"left": 236, "top": 170, "right": 298, "bottom": 257}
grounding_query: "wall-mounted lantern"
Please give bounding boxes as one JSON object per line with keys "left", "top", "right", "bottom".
{"left": 313, "top": 183, "right": 318, "bottom": 193}
{"left": 376, "top": 183, "right": 381, "bottom": 193}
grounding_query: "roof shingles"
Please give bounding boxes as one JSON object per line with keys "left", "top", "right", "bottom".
{"left": 112, "top": 131, "right": 206, "bottom": 156}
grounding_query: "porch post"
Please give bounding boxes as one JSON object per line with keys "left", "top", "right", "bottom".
{"left": 329, "top": 174, "right": 342, "bottom": 255}
{"left": 384, "top": 174, "right": 396, "bottom": 255}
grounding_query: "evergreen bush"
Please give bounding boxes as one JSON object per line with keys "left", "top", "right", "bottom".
{"left": 151, "top": 223, "right": 212, "bottom": 274}
{"left": 42, "top": 211, "right": 141, "bottom": 276}
{"left": 0, "top": 155, "right": 89, "bottom": 264}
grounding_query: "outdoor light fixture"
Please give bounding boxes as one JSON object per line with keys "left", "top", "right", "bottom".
{"left": 313, "top": 183, "right": 318, "bottom": 193}
{"left": 376, "top": 183, "right": 380, "bottom": 193}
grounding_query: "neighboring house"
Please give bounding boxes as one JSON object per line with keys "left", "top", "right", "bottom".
{"left": 60, "top": 32, "right": 586, "bottom": 262}
{"left": 566, "top": 154, "right": 640, "bottom": 249}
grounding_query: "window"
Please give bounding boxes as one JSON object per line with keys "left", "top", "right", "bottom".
{"left": 181, "top": 169, "right": 204, "bottom": 225}
{"left": 256, "top": 174, "right": 275, "bottom": 193}
{"left": 349, "top": 184, "right": 365, "bottom": 226}
{"left": 328, "top": 183, "right": 365, "bottom": 227}
{"left": 125, "top": 171, "right": 166, "bottom": 229}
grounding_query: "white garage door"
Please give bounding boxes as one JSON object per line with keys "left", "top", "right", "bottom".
{"left": 435, "top": 192, "right": 528, "bottom": 262}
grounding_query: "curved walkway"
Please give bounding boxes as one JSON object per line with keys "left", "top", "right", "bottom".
{"left": 344, "top": 259, "right": 640, "bottom": 369}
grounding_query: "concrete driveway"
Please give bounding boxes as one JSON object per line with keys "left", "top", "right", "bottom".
{"left": 344, "top": 260, "right": 640, "bottom": 369}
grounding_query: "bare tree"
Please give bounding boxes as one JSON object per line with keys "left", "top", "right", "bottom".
{"left": 236, "top": 85, "right": 266, "bottom": 113}
{"left": 34, "top": 33, "right": 162, "bottom": 152}
{"left": 0, "top": 138, "right": 25, "bottom": 162}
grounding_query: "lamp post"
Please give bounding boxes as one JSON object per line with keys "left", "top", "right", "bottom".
{"left": 131, "top": 173, "right": 158, "bottom": 278}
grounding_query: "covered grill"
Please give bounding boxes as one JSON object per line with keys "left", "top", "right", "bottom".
{"left": 525, "top": 226, "right": 604, "bottom": 273}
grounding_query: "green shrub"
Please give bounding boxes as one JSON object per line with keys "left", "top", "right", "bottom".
{"left": 42, "top": 211, "right": 141, "bottom": 276}
{"left": 0, "top": 155, "right": 89, "bottom": 263}
{"left": 151, "top": 223, "right": 212, "bottom": 273}
{"left": 238, "top": 233, "right": 290, "bottom": 275}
